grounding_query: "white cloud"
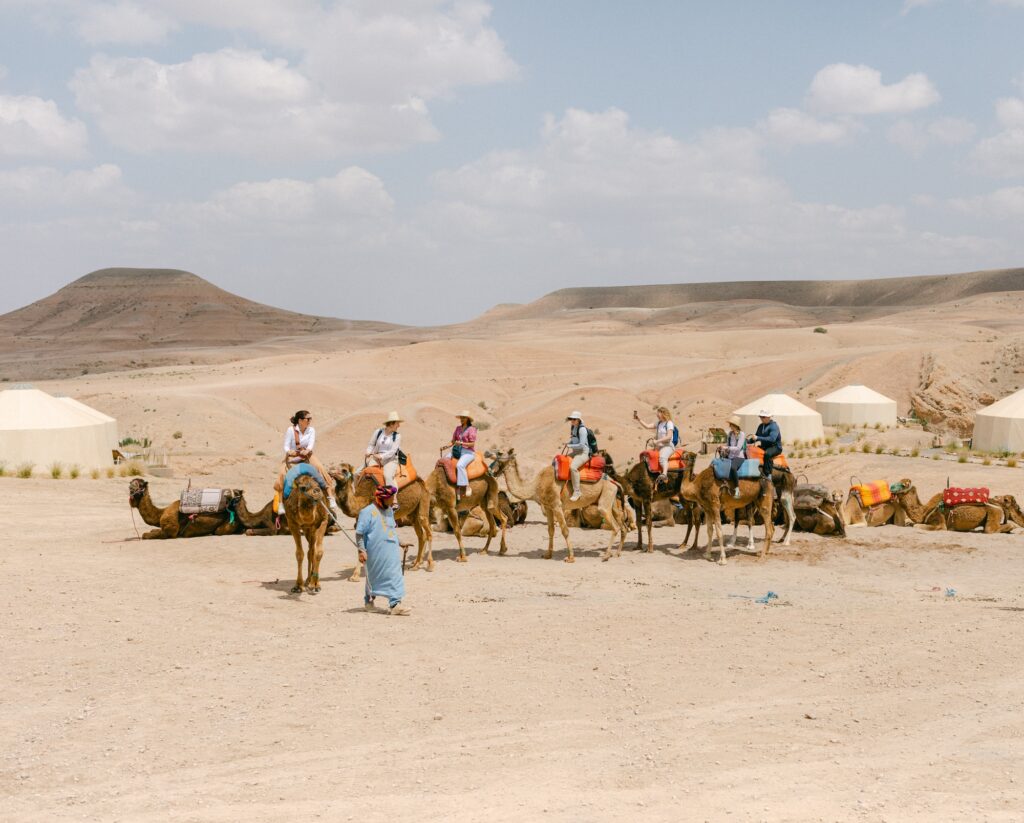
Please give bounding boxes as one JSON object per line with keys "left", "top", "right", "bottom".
{"left": 970, "top": 95, "right": 1024, "bottom": 177}
{"left": 77, "top": 2, "right": 177, "bottom": 44}
{"left": 949, "top": 186, "right": 1024, "bottom": 219}
{"left": 0, "top": 93, "right": 88, "bottom": 159}
{"left": 888, "top": 116, "right": 976, "bottom": 155}
{"left": 0, "top": 164, "right": 128, "bottom": 207}
{"left": 995, "top": 96, "right": 1024, "bottom": 128}
{"left": 758, "top": 107, "right": 859, "bottom": 145}
{"left": 807, "top": 63, "right": 940, "bottom": 115}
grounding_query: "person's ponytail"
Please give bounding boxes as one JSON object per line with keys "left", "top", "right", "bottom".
{"left": 290, "top": 410, "right": 310, "bottom": 426}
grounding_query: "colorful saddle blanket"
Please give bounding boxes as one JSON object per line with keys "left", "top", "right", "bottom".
{"left": 436, "top": 452, "right": 487, "bottom": 486}
{"left": 641, "top": 449, "right": 687, "bottom": 474}
{"left": 283, "top": 462, "right": 326, "bottom": 499}
{"left": 711, "top": 457, "right": 762, "bottom": 481}
{"left": 745, "top": 445, "right": 790, "bottom": 471}
{"left": 943, "top": 487, "right": 990, "bottom": 507}
{"left": 850, "top": 480, "right": 890, "bottom": 508}
{"left": 553, "top": 453, "right": 606, "bottom": 483}
{"left": 362, "top": 460, "right": 419, "bottom": 491}
{"left": 179, "top": 487, "right": 233, "bottom": 514}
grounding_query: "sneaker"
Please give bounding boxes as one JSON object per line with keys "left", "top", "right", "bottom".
{"left": 277, "top": 502, "right": 286, "bottom": 515}
{"left": 364, "top": 600, "right": 378, "bottom": 613}
{"left": 732, "top": 487, "right": 742, "bottom": 499}
{"left": 388, "top": 604, "right": 411, "bottom": 616}
{"left": 657, "top": 473, "right": 668, "bottom": 486}
{"left": 329, "top": 498, "right": 339, "bottom": 512}
{"left": 569, "top": 490, "right": 582, "bottom": 502}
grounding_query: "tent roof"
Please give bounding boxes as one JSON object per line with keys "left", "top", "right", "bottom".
{"left": 0, "top": 386, "right": 111, "bottom": 431}
{"left": 976, "top": 387, "right": 1024, "bottom": 419}
{"left": 55, "top": 395, "right": 117, "bottom": 424}
{"left": 734, "top": 393, "right": 820, "bottom": 417}
{"left": 817, "top": 384, "right": 896, "bottom": 404}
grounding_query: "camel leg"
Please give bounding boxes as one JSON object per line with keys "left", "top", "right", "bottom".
{"left": 554, "top": 506, "right": 574, "bottom": 563}
{"left": 645, "top": 498, "right": 654, "bottom": 553}
{"left": 291, "top": 531, "right": 304, "bottom": 593}
{"left": 759, "top": 500, "right": 775, "bottom": 560}
{"left": 544, "top": 508, "right": 556, "bottom": 560}
{"left": 598, "top": 500, "right": 617, "bottom": 562}
{"left": 445, "top": 503, "right": 468, "bottom": 563}
{"left": 779, "top": 493, "right": 795, "bottom": 546}
{"left": 141, "top": 528, "right": 167, "bottom": 539}
{"left": 304, "top": 533, "right": 316, "bottom": 590}
{"left": 309, "top": 531, "right": 324, "bottom": 593}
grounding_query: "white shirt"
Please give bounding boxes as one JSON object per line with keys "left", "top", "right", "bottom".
{"left": 655, "top": 420, "right": 675, "bottom": 448}
{"left": 284, "top": 425, "right": 315, "bottom": 456}
{"left": 366, "top": 428, "right": 400, "bottom": 463}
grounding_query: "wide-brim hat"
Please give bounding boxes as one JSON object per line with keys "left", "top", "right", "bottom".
{"left": 728, "top": 415, "right": 741, "bottom": 428}
{"left": 455, "top": 410, "right": 474, "bottom": 421}
{"left": 566, "top": 410, "right": 583, "bottom": 421}
{"left": 384, "top": 411, "right": 404, "bottom": 423}
{"left": 758, "top": 409, "right": 772, "bottom": 418}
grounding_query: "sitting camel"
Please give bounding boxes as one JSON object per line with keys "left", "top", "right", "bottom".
{"left": 487, "top": 448, "right": 627, "bottom": 562}
{"left": 424, "top": 459, "right": 507, "bottom": 563}
{"left": 915, "top": 494, "right": 1024, "bottom": 533}
{"left": 843, "top": 484, "right": 905, "bottom": 528}
{"left": 432, "top": 491, "right": 527, "bottom": 537}
{"left": 235, "top": 493, "right": 289, "bottom": 536}
{"left": 330, "top": 463, "right": 433, "bottom": 575}
{"left": 284, "top": 474, "right": 330, "bottom": 594}
{"left": 888, "top": 480, "right": 939, "bottom": 526}
{"left": 128, "top": 478, "right": 243, "bottom": 539}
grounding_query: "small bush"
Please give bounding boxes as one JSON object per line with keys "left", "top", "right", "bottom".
{"left": 69, "top": 464, "right": 80, "bottom": 479}
{"left": 118, "top": 463, "right": 144, "bottom": 477}
{"left": 813, "top": 327, "right": 827, "bottom": 334}
{"left": 931, "top": 454, "right": 940, "bottom": 461}
{"left": 106, "top": 467, "right": 116, "bottom": 478}
{"left": 90, "top": 468, "right": 100, "bottom": 479}
{"left": 1008, "top": 458, "right": 1018, "bottom": 468}
{"left": 874, "top": 422, "right": 882, "bottom": 430}
{"left": 0, "top": 461, "right": 5, "bottom": 477}
{"left": 910, "top": 448, "right": 920, "bottom": 457}
{"left": 958, "top": 455, "right": 968, "bottom": 464}
{"left": 477, "top": 421, "right": 492, "bottom": 431}
{"left": 982, "top": 456, "right": 992, "bottom": 466}
{"left": 172, "top": 431, "right": 183, "bottom": 439}
{"left": 478, "top": 400, "right": 488, "bottom": 410}
{"left": 825, "top": 437, "right": 834, "bottom": 446}
{"left": 861, "top": 443, "right": 872, "bottom": 453}
{"left": 17, "top": 463, "right": 34, "bottom": 478}
{"left": 49, "top": 462, "right": 63, "bottom": 479}
{"left": 874, "top": 446, "right": 884, "bottom": 455}
{"left": 255, "top": 450, "right": 266, "bottom": 456}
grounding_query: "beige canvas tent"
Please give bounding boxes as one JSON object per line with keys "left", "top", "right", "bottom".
{"left": 972, "top": 388, "right": 1024, "bottom": 454}
{"left": 734, "top": 393, "right": 824, "bottom": 444}
{"left": 0, "top": 386, "right": 117, "bottom": 472}
{"left": 56, "top": 394, "right": 120, "bottom": 450}
{"left": 816, "top": 384, "right": 898, "bottom": 427}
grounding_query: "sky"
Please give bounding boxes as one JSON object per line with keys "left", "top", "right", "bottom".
{"left": 1, "top": 0, "right": 1024, "bottom": 325}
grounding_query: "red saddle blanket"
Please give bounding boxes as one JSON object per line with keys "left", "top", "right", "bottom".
{"left": 553, "top": 454, "right": 606, "bottom": 483}
{"left": 943, "top": 487, "right": 990, "bottom": 507}
{"left": 745, "top": 445, "right": 790, "bottom": 471}
{"left": 641, "top": 449, "right": 687, "bottom": 474}
{"left": 362, "top": 460, "right": 418, "bottom": 491}
{"left": 436, "top": 452, "right": 487, "bottom": 485}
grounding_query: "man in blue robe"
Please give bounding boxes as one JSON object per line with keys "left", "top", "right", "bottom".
{"left": 356, "top": 485, "right": 411, "bottom": 616}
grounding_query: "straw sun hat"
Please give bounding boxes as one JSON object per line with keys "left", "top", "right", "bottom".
{"left": 384, "top": 410, "right": 404, "bottom": 424}
{"left": 455, "top": 409, "right": 474, "bottom": 421}
{"left": 727, "top": 415, "right": 741, "bottom": 428}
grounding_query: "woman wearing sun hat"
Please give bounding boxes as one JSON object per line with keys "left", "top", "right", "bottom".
{"left": 446, "top": 410, "right": 478, "bottom": 498}
{"left": 717, "top": 414, "right": 747, "bottom": 499}
{"left": 364, "top": 411, "right": 403, "bottom": 488}
{"left": 565, "top": 410, "right": 591, "bottom": 502}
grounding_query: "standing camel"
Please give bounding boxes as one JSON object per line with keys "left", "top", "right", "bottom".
{"left": 284, "top": 474, "right": 330, "bottom": 594}
{"left": 329, "top": 463, "right": 433, "bottom": 574}
{"left": 424, "top": 460, "right": 507, "bottom": 562}
{"left": 128, "top": 478, "right": 243, "bottom": 539}
{"left": 616, "top": 457, "right": 691, "bottom": 552}
{"left": 487, "top": 448, "right": 627, "bottom": 562}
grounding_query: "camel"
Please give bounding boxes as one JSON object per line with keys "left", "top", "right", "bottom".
{"left": 678, "top": 454, "right": 774, "bottom": 564}
{"left": 424, "top": 460, "right": 507, "bottom": 562}
{"left": 235, "top": 494, "right": 289, "bottom": 536}
{"left": 612, "top": 462, "right": 701, "bottom": 551}
{"left": 888, "top": 481, "right": 940, "bottom": 525}
{"left": 284, "top": 474, "right": 330, "bottom": 594}
{"left": 128, "top": 478, "right": 243, "bottom": 539}
{"left": 570, "top": 500, "right": 637, "bottom": 534}
{"left": 329, "top": 463, "right": 433, "bottom": 575}
{"left": 487, "top": 448, "right": 627, "bottom": 562}
{"left": 914, "top": 494, "right": 1024, "bottom": 533}
{"left": 432, "top": 491, "right": 527, "bottom": 537}
{"left": 843, "top": 485, "right": 905, "bottom": 528}
{"left": 793, "top": 491, "right": 846, "bottom": 536}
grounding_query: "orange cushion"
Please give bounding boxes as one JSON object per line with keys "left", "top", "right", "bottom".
{"left": 640, "top": 449, "right": 687, "bottom": 474}
{"left": 435, "top": 452, "right": 486, "bottom": 485}
{"left": 745, "top": 445, "right": 789, "bottom": 470}
{"left": 852, "top": 480, "right": 890, "bottom": 507}
{"left": 553, "top": 454, "right": 606, "bottom": 483}
{"left": 363, "top": 460, "right": 418, "bottom": 490}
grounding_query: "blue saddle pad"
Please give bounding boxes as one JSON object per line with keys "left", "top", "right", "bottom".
{"left": 283, "top": 462, "right": 325, "bottom": 498}
{"left": 737, "top": 458, "right": 762, "bottom": 479}
{"left": 711, "top": 457, "right": 732, "bottom": 481}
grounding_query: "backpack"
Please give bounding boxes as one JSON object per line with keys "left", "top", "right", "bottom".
{"left": 374, "top": 428, "right": 407, "bottom": 465}
{"left": 586, "top": 426, "right": 598, "bottom": 453}
{"left": 671, "top": 424, "right": 679, "bottom": 446}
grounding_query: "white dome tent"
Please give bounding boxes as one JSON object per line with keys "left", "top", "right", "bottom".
{"left": 734, "top": 393, "right": 824, "bottom": 444}
{"left": 816, "top": 384, "right": 898, "bottom": 427}
{"left": 0, "top": 386, "right": 117, "bottom": 472}
{"left": 972, "top": 388, "right": 1024, "bottom": 454}
{"left": 55, "top": 394, "right": 120, "bottom": 451}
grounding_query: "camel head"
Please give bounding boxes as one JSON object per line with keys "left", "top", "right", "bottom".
{"left": 290, "top": 474, "right": 326, "bottom": 523}
{"left": 889, "top": 478, "right": 914, "bottom": 497}
{"left": 128, "top": 478, "right": 149, "bottom": 507}
{"left": 994, "top": 495, "right": 1024, "bottom": 528}
{"left": 485, "top": 447, "right": 515, "bottom": 477}
{"left": 328, "top": 463, "right": 355, "bottom": 493}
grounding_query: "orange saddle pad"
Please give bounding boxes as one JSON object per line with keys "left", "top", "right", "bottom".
{"left": 745, "top": 445, "right": 790, "bottom": 471}
{"left": 436, "top": 452, "right": 487, "bottom": 486}
{"left": 851, "top": 480, "right": 890, "bottom": 508}
{"left": 552, "top": 453, "right": 607, "bottom": 484}
{"left": 362, "top": 460, "right": 418, "bottom": 491}
{"left": 641, "top": 449, "right": 687, "bottom": 474}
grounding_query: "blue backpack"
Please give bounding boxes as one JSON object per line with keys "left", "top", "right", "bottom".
{"left": 671, "top": 424, "right": 679, "bottom": 446}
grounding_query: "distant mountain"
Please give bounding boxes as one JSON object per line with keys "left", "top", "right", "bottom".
{"left": 0, "top": 268, "right": 398, "bottom": 352}
{"left": 506, "top": 267, "right": 1024, "bottom": 318}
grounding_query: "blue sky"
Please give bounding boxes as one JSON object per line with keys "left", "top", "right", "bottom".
{"left": 1, "top": 0, "right": 1023, "bottom": 324}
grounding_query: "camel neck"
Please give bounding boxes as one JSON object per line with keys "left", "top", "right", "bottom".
{"left": 502, "top": 459, "right": 538, "bottom": 503}
{"left": 136, "top": 490, "right": 165, "bottom": 526}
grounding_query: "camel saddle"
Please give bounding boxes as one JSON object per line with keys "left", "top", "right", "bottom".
{"left": 553, "top": 453, "right": 606, "bottom": 484}
{"left": 745, "top": 444, "right": 790, "bottom": 471}
{"left": 942, "top": 487, "right": 989, "bottom": 507}
{"left": 711, "top": 457, "right": 761, "bottom": 481}
{"left": 794, "top": 483, "right": 830, "bottom": 511}
{"left": 850, "top": 480, "right": 890, "bottom": 508}
{"left": 436, "top": 452, "right": 487, "bottom": 486}
{"left": 641, "top": 449, "right": 687, "bottom": 475}
{"left": 179, "top": 487, "right": 233, "bottom": 514}
{"left": 362, "top": 459, "right": 419, "bottom": 491}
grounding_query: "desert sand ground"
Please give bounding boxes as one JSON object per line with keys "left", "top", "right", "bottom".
{"left": 3, "top": 283, "right": 1024, "bottom": 821}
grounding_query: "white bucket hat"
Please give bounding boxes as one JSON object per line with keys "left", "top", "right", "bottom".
{"left": 758, "top": 409, "right": 772, "bottom": 418}
{"left": 566, "top": 410, "right": 583, "bottom": 421}
{"left": 384, "top": 410, "right": 404, "bottom": 423}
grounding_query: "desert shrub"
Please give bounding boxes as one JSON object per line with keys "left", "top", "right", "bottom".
{"left": 90, "top": 468, "right": 100, "bottom": 479}
{"left": 105, "top": 467, "right": 116, "bottom": 478}
{"left": 813, "top": 327, "right": 827, "bottom": 334}
{"left": 172, "top": 431, "right": 183, "bottom": 439}
{"left": 476, "top": 421, "right": 491, "bottom": 431}
{"left": 825, "top": 436, "right": 834, "bottom": 446}
{"left": 69, "top": 464, "right": 80, "bottom": 479}
{"left": 910, "top": 448, "right": 920, "bottom": 457}
{"left": 478, "top": 400, "right": 488, "bottom": 410}
{"left": 931, "top": 454, "right": 940, "bottom": 461}
{"left": 16, "top": 463, "right": 34, "bottom": 478}
{"left": 861, "top": 443, "right": 872, "bottom": 453}
{"left": 1008, "top": 458, "right": 1018, "bottom": 468}
{"left": 958, "top": 455, "right": 968, "bottom": 464}
{"left": 0, "top": 461, "right": 5, "bottom": 477}
{"left": 982, "top": 456, "right": 992, "bottom": 466}
{"left": 49, "top": 462, "right": 63, "bottom": 479}
{"left": 118, "top": 462, "right": 144, "bottom": 477}
{"left": 874, "top": 422, "right": 882, "bottom": 430}
{"left": 874, "top": 445, "right": 884, "bottom": 455}
{"left": 255, "top": 450, "right": 266, "bottom": 456}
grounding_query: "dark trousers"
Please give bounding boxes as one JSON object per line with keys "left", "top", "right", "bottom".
{"left": 728, "top": 457, "right": 745, "bottom": 486}
{"left": 762, "top": 445, "right": 782, "bottom": 478}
